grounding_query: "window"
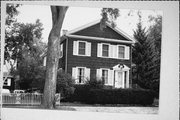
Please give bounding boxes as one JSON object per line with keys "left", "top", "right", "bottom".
{"left": 78, "top": 42, "right": 86, "bottom": 55}
{"left": 102, "top": 44, "right": 109, "bottom": 57}
{"left": 78, "top": 68, "right": 85, "bottom": 83}
{"left": 73, "top": 41, "right": 91, "bottom": 56}
{"left": 72, "top": 67, "right": 90, "bottom": 84}
{"left": 102, "top": 69, "right": 108, "bottom": 84}
{"left": 118, "top": 46, "right": 125, "bottom": 58}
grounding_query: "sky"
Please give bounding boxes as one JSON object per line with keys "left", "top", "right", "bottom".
{"left": 4, "top": 5, "right": 162, "bottom": 72}
{"left": 16, "top": 5, "right": 163, "bottom": 43}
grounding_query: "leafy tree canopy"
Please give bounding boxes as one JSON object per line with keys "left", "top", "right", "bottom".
{"left": 5, "top": 19, "right": 44, "bottom": 62}
{"left": 100, "top": 8, "right": 119, "bottom": 30}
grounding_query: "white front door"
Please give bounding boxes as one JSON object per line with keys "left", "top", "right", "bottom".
{"left": 115, "top": 71, "right": 124, "bottom": 88}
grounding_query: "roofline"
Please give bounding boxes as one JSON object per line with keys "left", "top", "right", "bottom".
{"left": 106, "top": 23, "right": 136, "bottom": 43}
{"left": 67, "top": 19, "right": 100, "bottom": 35}
{"left": 66, "top": 35, "right": 134, "bottom": 44}
{"left": 66, "top": 19, "right": 135, "bottom": 43}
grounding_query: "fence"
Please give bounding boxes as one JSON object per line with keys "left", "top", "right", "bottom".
{"left": 2, "top": 93, "right": 60, "bottom": 105}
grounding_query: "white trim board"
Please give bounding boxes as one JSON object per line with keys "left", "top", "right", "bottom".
{"left": 67, "top": 35, "right": 134, "bottom": 44}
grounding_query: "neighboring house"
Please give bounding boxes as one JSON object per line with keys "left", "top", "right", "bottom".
{"left": 3, "top": 72, "right": 15, "bottom": 92}
{"left": 44, "top": 20, "right": 135, "bottom": 88}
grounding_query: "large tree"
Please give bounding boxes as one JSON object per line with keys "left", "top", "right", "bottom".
{"left": 42, "top": 6, "right": 120, "bottom": 109}
{"left": 132, "top": 14, "right": 160, "bottom": 93}
{"left": 42, "top": 6, "right": 68, "bottom": 109}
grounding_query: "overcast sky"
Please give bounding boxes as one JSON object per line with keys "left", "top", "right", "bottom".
{"left": 16, "top": 5, "right": 162, "bottom": 43}
{"left": 3, "top": 5, "right": 162, "bottom": 72}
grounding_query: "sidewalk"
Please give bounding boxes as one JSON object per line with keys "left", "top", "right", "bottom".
{"left": 2, "top": 103, "right": 158, "bottom": 114}
{"left": 1, "top": 107, "right": 158, "bottom": 120}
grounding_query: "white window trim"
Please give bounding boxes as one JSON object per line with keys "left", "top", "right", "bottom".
{"left": 97, "top": 43, "right": 130, "bottom": 60}
{"left": 77, "top": 67, "right": 86, "bottom": 84}
{"left": 72, "top": 67, "right": 90, "bottom": 84}
{"left": 73, "top": 40, "right": 91, "bottom": 57}
{"left": 78, "top": 41, "right": 86, "bottom": 56}
{"left": 101, "top": 43, "right": 111, "bottom": 58}
{"left": 117, "top": 45, "right": 126, "bottom": 59}
{"left": 101, "top": 68, "right": 109, "bottom": 85}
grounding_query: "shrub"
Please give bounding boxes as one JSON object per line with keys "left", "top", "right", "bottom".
{"left": 88, "top": 88, "right": 156, "bottom": 105}
{"left": 56, "top": 70, "right": 75, "bottom": 98}
{"left": 63, "top": 87, "right": 156, "bottom": 106}
{"left": 85, "top": 78, "right": 104, "bottom": 89}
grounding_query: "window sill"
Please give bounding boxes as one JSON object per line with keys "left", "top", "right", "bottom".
{"left": 97, "top": 56, "right": 129, "bottom": 60}
{"left": 74, "top": 54, "right": 90, "bottom": 57}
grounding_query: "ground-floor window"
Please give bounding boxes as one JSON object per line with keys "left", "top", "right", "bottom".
{"left": 97, "top": 66, "right": 130, "bottom": 88}
{"left": 78, "top": 68, "right": 85, "bottom": 83}
{"left": 102, "top": 69, "right": 108, "bottom": 84}
{"left": 72, "top": 67, "right": 90, "bottom": 84}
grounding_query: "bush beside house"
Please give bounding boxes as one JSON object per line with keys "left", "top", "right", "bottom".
{"left": 61, "top": 84, "right": 156, "bottom": 106}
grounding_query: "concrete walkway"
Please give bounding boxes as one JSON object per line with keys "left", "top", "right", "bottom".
{"left": 1, "top": 107, "right": 159, "bottom": 120}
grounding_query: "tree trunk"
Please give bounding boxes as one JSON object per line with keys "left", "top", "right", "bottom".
{"left": 42, "top": 6, "right": 68, "bottom": 109}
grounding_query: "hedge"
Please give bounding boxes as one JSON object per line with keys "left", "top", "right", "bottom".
{"left": 87, "top": 89, "right": 155, "bottom": 105}
{"left": 61, "top": 85, "right": 156, "bottom": 106}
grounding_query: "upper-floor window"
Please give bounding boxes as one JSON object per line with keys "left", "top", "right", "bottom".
{"left": 102, "top": 44, "right": 109, "bottom": 57}
{"left": 118, "top": 46, "right": 125, "bottom": 58}
{"left": 97, "top": 43, "right": 130, "bottom": 60}
{"left": 73, "top": 41, "right": 91, "bottom": 56}
{"left": 78, "top": 42, "right": 86, "bottom": 55}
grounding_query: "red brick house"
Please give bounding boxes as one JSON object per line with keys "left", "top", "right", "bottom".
{"left": 44, "top": 20, "right": 135, "bottom": 88}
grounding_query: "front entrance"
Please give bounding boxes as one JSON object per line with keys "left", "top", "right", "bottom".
{"left": 114, "top": 71, "right": 124, "bottom": 88}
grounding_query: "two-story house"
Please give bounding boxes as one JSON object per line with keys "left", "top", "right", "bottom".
{"left": 44, "top": 20, "right": 135, "bottom": 88}
{"left": 58, "top": 20, "right": 135, "bottom": 88}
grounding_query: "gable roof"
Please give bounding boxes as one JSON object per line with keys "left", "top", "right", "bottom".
{"left": 66, "top": 20, "right": 135, "bottom": 43}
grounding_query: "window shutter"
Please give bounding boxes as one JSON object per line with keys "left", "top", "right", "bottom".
{"left": 122, "top": 72, "right": 125, "bottom": 88}
{"left": 114, "top": 45, "right": 118, "bottom": 58}
{"left": 97, "top": 43, "right": 102, "bottom": 57}
{"left": 72, "top": 67, "right": 78, "bottom": 83}
{"left": 85, "top": 68, "right": 90, "bottom": 81}
{"left": 73, "top": 41, "right": 78, "bottom": 55}
{"left": 96, "top": 69, "right": 102, "bottom": 80}
{"left": 125, "top": 46, "right": 130, "bottom": 59}
{"left": 108, "top": 70, "right": 114, "bottom": 86}
{"left": 109, "top": 45, "right": 114, "bottom": 58}
{"left": 86, "top": 42, "right": 91, "bottom": 56}
{"left": 126, "top": 71, "right": 129, "bottom": 88}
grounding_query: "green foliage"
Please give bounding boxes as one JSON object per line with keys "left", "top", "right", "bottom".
{"left": 5, "top": 14, "right": 46, "bottom": 90}
{"left": 88, "top": 89, "right": 155, "bottom": 105}
{"left": 148, "top": 15, "right": 162, "bottom": 53}
{"left": 62, "top": 87, "right": 156, "bottom": 106}
{"left": 6, "top": 4, "right": 20, "bottom": 26}
{"left": 132, "top": 19, "right": 160, "bottom": 94}
{"left": 62, "top": 84, "right": 91, "bottom": 103}
{"left": 56, "top": 70, "right": 75, "bottom": 97}
{"left": 5, "top": 19, "right": 44, "bottom": 62}
{"left": 15, "top": 42, "right": 46, "bottom": 90}
{"left": 100, "top": 8, "right": 119, "bottom": 30}
{"left": 85, "top": 78, "right": 104, "bottom": 89}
